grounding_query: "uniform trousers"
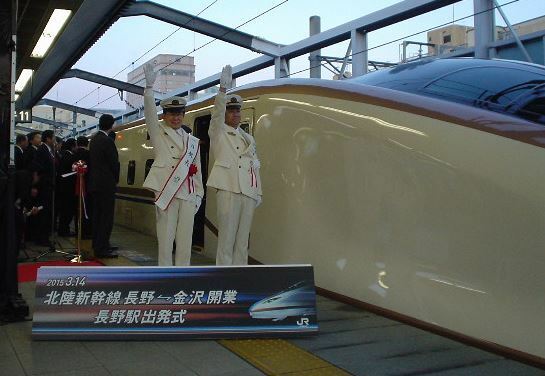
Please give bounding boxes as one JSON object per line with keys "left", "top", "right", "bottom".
{"left": 156, "top": 197, "right": 197, "bottom": 266}
{"left": 216, "top": 190, "right": 256, "bottom": 266}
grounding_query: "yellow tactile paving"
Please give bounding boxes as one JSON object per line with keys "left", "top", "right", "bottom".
{"left": 219, "top": 339, "right": 350, "bottom": 375}
{"left": 63, "top": 232, "right": 347, "bottom": 375}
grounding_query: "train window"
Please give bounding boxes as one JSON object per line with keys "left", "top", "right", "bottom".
{"left": 516, "top": 96, "right": 545, "bottom": 125}
{"left": 145, "top": 159, "right": 154, "bottom": 179}
{"left": 127, "top": 160, "right": 136, "bottom": 185}
{"left": 423, "top": 67, "right": 545, "bottom": 108}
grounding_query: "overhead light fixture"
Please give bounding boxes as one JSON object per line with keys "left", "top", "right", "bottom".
{"left": 31, "top": 9, "right": 72, "bottom": 58}
{"left": 15, "top": 69, "right": 33, "bottom": 92}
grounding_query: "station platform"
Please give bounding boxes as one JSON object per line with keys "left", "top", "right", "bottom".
{"left": 2, "top": 226, "right": 543, "bottom": 376}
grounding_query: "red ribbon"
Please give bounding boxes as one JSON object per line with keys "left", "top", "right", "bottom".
{"left": 72, "top": 160, "right": 89, "bottom": 219}
{"left": 187, "top": 164, "right": 198, "bottom": 193}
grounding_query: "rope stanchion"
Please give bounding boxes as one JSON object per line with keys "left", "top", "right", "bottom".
{"left": 71, "top": 160, "right": 88, "bottom": 263}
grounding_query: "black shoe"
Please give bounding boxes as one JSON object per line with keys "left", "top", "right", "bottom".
{"left": 108, "top": 245, "right": 119, "bottom": 251}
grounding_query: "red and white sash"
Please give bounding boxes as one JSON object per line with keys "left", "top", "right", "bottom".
{"left": 155, "top": 135, "right": 199, "bottom": 211}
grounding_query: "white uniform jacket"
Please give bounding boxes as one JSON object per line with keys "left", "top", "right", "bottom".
{"left": 207, "top": 92, "right": 262, "bottom": 200}
{"left": 142, "top": 88, "right": 204, "bottom": 203}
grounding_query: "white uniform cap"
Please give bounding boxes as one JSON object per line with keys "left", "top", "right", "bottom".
{"left": 226, "top": 94, "right": 243, "bottom": 108}
{"left": 160, "top": 96, "right": 187, "bottom": 109}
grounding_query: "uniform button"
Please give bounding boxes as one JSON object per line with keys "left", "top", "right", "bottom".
{"left": 239, "top": 165, "right": 241, "bottom": 168}
{"left": 164, "top": 132, "right": 168, "bottom": 135}
{"left": 171, "top": 166, "right": 174, "bottom": 169}
{"left": 171, "top": 146, "right": 174, "bottom": 148}
{"left": 239, "top": 156, "right": 241, "bottom": 159}
{"left": 236, "top": 147, "right": 239, "bottom": 149}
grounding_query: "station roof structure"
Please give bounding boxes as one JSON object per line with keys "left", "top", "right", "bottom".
{"left": 16, "top": 0, "right": 83, "bottom": 77}
{"left": 15, "top": 0, "right": 132, "bottom": 111}
{"left": 13, "top": 0, "right": 539, "bottom": 136}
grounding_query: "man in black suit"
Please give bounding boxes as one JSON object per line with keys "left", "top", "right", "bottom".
{"left": 14, "top": 135, "right": 28, "bottom": 170}
{"left": 89, "top": 115, "right": 119, "bottom": 258}
{"left": 57, "top": 138, "right": 77, "bottom": 236}
{"left": 23, "top": 131, "right": 41, "bottom": 171}
{"left": 23, "top": 132, "right": 41, "bottom": 242}
{"left": 74, "top": 137, "right": 92, "bottom": 239}
{"left": 32, "top": 130, "right": 56, "bottom": 246}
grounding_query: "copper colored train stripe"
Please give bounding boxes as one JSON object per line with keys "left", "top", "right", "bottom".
{"left": 114, "top": 82, "right": 545, "bottom": 148}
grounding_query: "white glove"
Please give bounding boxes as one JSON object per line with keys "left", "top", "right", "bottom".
{"left": 256, "top": 195, "right": 262, "bottom": 208}
{"left": 219, "top": 65, "right": 232, "bottom": 89}
{"left": 144, "top": 63, "right": 157, "bottom": 88}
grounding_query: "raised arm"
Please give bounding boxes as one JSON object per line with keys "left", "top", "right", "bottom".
{"left": 143, "top": 64, "right": 161, "bottom": 141}
{"left": 209, "top": 65, "right": 232, "bottom": 139}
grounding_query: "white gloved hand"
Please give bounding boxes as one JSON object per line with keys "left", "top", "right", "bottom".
{"left": 219, "top": 65, "right": 232, "bottom": 90}
{"left": 256, "top": 195, "right": 262, "bottom": 208}
{"left": 144, "top": 63, "right": 157, "bottom": 88}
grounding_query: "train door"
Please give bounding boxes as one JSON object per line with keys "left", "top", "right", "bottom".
{"left": 192, "top": 108, "right": 255, "bottom": 248}
{"left": 239, "top": 108, "right": 255, "bottom": 134}
{"left": 192, "top": 115, "right": 211, "bottom": 247}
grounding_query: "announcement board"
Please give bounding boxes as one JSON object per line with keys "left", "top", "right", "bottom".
{"left": 32, "top": 265, "right": 318, "bottom": 340}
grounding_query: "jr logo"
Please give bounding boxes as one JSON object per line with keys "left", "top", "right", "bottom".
{"left": 296, "top": 317, "right": 309, "bottom": 326}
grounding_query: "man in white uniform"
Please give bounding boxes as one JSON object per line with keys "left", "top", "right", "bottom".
{"left": 143, "top": 64, "right": 204, "bottom": 266}
{"left": 208, "top": 65, "right": 262, "bottom": 265}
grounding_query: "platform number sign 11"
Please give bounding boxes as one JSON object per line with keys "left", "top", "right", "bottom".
{"left": 15, "top": 109, "right": 32, "bottom": 123}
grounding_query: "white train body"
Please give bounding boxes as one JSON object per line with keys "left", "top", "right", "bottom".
{"left": 112, "top": 59, "right": 545, "bottom": 361}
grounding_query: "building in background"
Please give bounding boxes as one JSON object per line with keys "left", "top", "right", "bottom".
{"left": 125, "top": 54, "right": 195, "bottom": 111}
{"left": 427, "top": 15, "right": 545, "bottom": 56}
{"left": 17, "top": 107, "right": 125, "bottom": 138}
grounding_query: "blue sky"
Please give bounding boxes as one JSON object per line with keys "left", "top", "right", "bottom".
{"left": 44, "top": 0, "right": 545, "bottom": 110}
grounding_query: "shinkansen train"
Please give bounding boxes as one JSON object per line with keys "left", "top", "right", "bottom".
{"left": 111, "top": 58, "right": 545, "bottom": 362}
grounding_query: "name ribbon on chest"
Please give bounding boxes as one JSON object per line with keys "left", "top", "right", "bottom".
{"left": 155, "top": 135, "right": 200, "bottom": 211}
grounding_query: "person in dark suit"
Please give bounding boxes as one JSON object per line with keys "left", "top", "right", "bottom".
{"left": 89, "top": 115, "right": 119, "bottom": 258}
{"left": 23, "top": 132, "right": 41, "bottom": 242}
{"left": 57, "top": 138, "right": 77, "bottom": 236}
{"left": 74, "top": 136, "right": 92, "bottom": 239}
{"left": 14, "top": 134, "right": 28, "bottom": 170}
{"left": 23, "top": 131, "right": 41, "bottom": 171}
{"left": 32, "top": 130, "right": 56, "bottom": 246}
{"left": 14, "top": 169, "right": 39, "bottom": 254}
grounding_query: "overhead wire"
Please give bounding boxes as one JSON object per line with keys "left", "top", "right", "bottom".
{"left": 138, "top": 0, "right": 290, "bottom": 75}
{"left": 81, "top": 0, "right": 519, "bottom": 109}
{"left": 281, "top": 0, "right": 520, "bottom": 78}
{"left": 81, "top": 0, "right": 290, "bottom": 109}
{"left": 73, "top": 0, "right": 220, "bottom": 107}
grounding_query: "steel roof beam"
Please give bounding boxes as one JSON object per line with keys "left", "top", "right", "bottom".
{"left": 278, "top": 0, "right": 462, "bottom": 59}
{"left": 62, "top": 69, "right": 161, "bottom": 97}
{"left": 164, "top": 55, "right": 276, "bottom": 99}
{"left": 15, "top": 125, "right": 38, "bottom": 134}
{"left": 32, "top": 116, "right": 72, "bottom": 129}
{"left": 37, "top": 98, "right": 99, "bottom": 117}
{"left": 139, "top": 0, "right": 464, "bottom": 99}
{"left": 122, "top": 1, "right": 282, "bottom": 56}
{"left": 76, "top": 54, "right": 277, "bottom": 134}
{"left": 16, "top": 0, "right": 132, "bottom": 111}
